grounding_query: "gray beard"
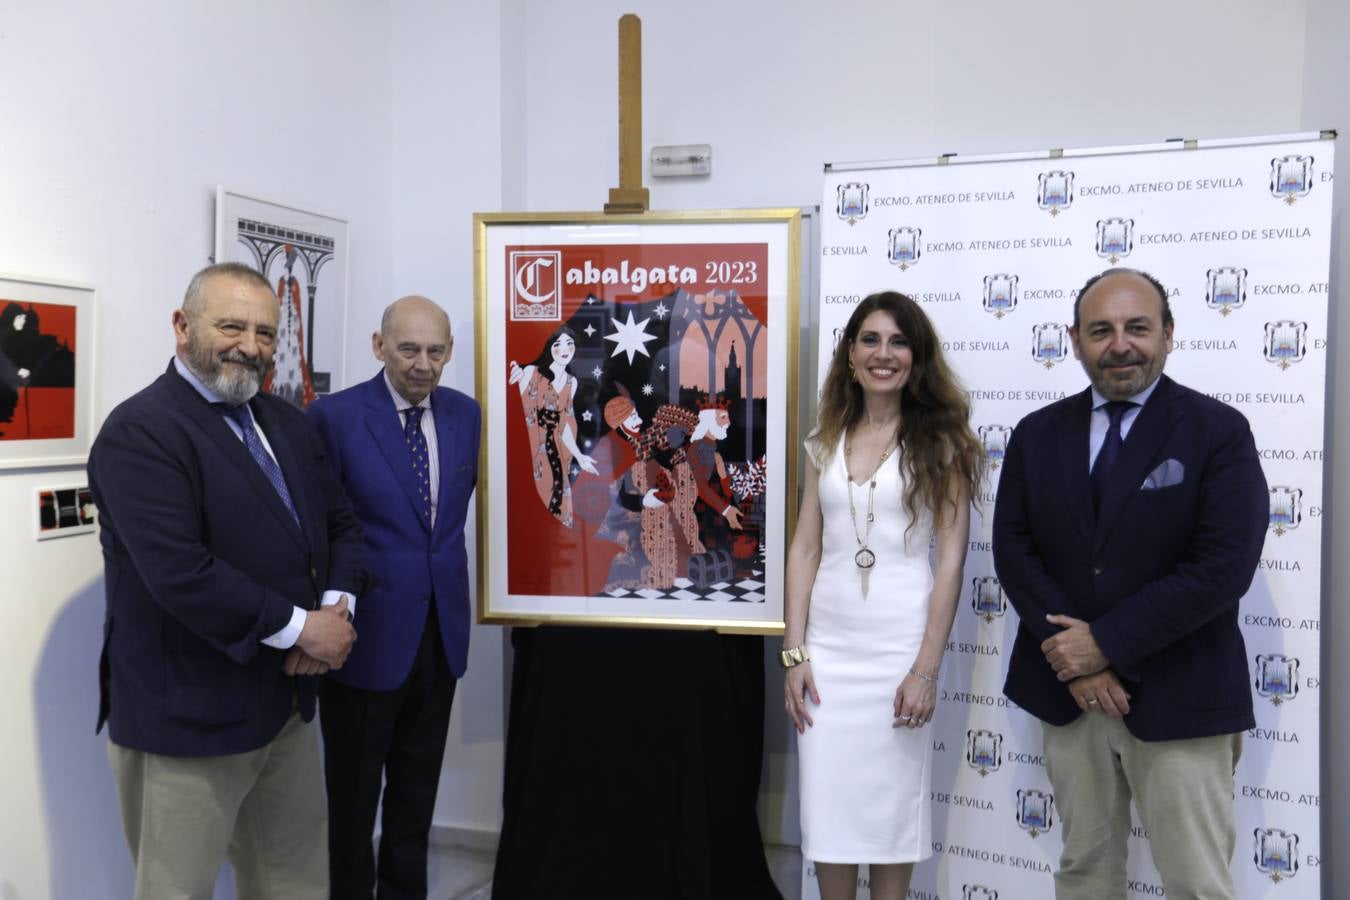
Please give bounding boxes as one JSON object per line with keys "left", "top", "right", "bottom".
{"left": 184, "top": 335, "right": 265, "bottom": 406}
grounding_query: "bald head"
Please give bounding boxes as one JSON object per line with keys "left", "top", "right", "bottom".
{"left": 381, "top": 295, "right": 451, "bottom": 340}
{"left": 373, "top": 295, "right": 453, "bottom": 405}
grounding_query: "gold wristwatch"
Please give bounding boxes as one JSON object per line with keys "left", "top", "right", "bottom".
{"left": 779, "top": 645, "right": 810, "bottom": 668}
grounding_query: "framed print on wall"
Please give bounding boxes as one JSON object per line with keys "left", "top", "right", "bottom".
{"left": 214, "top": 187, "right": 350, "bottom": 407}
{"left": 474, "top": 209, "right": 800, "bottom": 633}
{"left": 0, "top": 274, "right": 95, "bottom": 469}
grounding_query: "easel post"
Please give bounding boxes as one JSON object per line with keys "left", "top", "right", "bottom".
{"left": 604, "top": 14, "right": 650, "bottom": 213}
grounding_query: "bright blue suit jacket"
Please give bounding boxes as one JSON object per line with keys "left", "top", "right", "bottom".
{"left": 89, "top": 362, "right": 366, "bottom": 756}
{"left": 993, "top": 375, "right": 1268, "bottom": 741}
{"left": 308, "top": 372, "right": 481, "bottom": 688}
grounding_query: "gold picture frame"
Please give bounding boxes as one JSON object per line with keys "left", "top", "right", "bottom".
{"left": 473, "top": 209, "right": 800, "bottom": 633}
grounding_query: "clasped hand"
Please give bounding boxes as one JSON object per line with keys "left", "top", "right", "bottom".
{"left": 1041, "top": 614, "right": 1108, "bottom": 681}
{"left": 286, "top": 596, "right": 357, "bottom": 675}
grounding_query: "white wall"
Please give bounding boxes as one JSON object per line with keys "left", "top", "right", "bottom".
{"left": 1299, "top": 2, "right": 1349, "bottom": 897}
{"left": 0, "top": 2, "right": 399, "bottom": 897}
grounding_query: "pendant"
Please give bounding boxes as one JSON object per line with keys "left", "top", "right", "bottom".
{"left": 855, "top": 547, "right": 876, "bottom": 569}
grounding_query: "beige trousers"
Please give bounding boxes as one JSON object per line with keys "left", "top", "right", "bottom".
{"left": 1042, "top": 713, "right": 1241, "bottom": 900}
{"left": 108, "top": 712, "right": 328, "bottom": 900}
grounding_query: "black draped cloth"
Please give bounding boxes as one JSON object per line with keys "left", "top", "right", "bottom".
{"left": 492, "top": 627, "right": 782, "bottom": 900}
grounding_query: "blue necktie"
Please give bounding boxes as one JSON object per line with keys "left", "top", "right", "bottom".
{"left": 222, "top": 402, "right": 300, "bottom": 526}
{"left": 1090, "top": 400, "right": 1135, "bottom": 511}
{"left": 404, "top": 406, "right": 432, "bottom": 526}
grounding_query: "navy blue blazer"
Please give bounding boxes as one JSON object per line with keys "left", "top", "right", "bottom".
{"left": 307, "top": 372, "right": 481, "bottom": 689}
{"left": 89, "top": 362, "right": 365, "bottom": 756}
{"left": 993, "top": 375, "right": 1268, "bottom": 741}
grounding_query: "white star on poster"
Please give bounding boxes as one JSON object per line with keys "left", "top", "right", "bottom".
{"left": 586, "top": 296, "right": 596, "bottom": 305}
{"left": 583, "top": 323, "right": 596, "bottom": 338}
{"left": 603, "top": 310, "right": 658, "bottom": 364}
{"left": 658, "top": 363, "right": 666, "bottom": 372}
{"left": 591, "top": 365, "right": 603, "bottom": 378}
{"left": 582, "top": 410, "right": 593, "bottom": 422}
{"left": 642, "top": 383, "right": 654, "bottom": 396}
{"left": 654, "top": 301, "right": 669, "bottom": 320}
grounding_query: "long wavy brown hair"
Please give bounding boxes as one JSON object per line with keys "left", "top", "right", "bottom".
{"left": 815, "top": 292, "right": 983, "bottom": 534}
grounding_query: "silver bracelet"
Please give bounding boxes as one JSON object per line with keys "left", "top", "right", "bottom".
{"left": 910, "top": 667, "right": 939, "bottom": 684}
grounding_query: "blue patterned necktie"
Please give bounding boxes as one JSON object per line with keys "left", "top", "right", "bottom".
{"left": 221, "top": 402, "right": 300, "bottom": 526}
{"left": 1090, "top": 400, "right": 1135, "bottom": 511}
{"left": 404, "top": 406, "right": 432, "bottom": 526}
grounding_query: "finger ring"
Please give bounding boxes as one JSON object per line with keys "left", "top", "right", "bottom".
{"left": 899, "top": 714, "right": 912, "bottom": 721}
{"left": 1087, "top": 698, "right": 1100, "bottom": 705}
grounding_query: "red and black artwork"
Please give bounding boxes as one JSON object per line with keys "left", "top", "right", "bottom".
{"left": 0, "top": 299, "right": 77, "bottom": 441}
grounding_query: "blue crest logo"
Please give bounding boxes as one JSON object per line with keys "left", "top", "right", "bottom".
{"left": 1032, "top": 322, "right": 1069, "bottom": 369}
{"left": 1270, "top": 156, "right": 1313, "bottom": 205}
{"left": 966, "top": 729, "right": 1004, "bottom": 777}
{"left": 837, "top": 182, "right": 869, "bottom": 224}
{"left": 1255, "top": 654, "right": 1300, "bottom": 707}
{"left": 1095, "top": 217, "right": 1134, "bottom": 263}
{"left": 978, "top": 425, "right": 1011, "bottom": 471}
{"left": 963, "top": 886, "right": 999, "bottom": 900}
{"left": 1254, "top": 827, "right": 1300, "bottom": 882}
{"left": 1206, "top": 267, "right": 1247, "bottom": 317}
{"left": 1037, "top": 170, "right": 1074, "bottom": 216}
{"left": 971, "top": 576, "right": 1006, "bottom": 623}
{"left": 1268, "top": 485, "right": 1302, "bottom": 536}
{"left": 983, "top": 273, "right": 1019, "bottom": 318}
{"left": 1015, "top": 788, "right": 1055, "bottom": 837}
{"left": 888, "top": 227, "right": 922, "bottom": 270}
{"left": 1264, "top": 320, "right": 1307, "bottom": 370}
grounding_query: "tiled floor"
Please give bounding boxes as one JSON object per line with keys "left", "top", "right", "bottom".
{"left": 428, "top": 834, "right": 804, "bottom": 900}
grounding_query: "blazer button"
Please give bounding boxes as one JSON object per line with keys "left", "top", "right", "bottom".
{"left": 310, "top": 567, "right": 318, "bottom": 580}
{"left": 1092, "top": 566, "right": 1103, "bottom": 576}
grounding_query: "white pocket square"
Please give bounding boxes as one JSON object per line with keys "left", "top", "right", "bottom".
{"left": 1141, "top": 458, "right": 1184, "bottom": 490}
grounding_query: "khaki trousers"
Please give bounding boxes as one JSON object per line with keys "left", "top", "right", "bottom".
{"left": 1042, "top": 713, "right": 1241, "bottom": 900}
{"left": 108, "top": 711, "right": 328, "bottom": 900}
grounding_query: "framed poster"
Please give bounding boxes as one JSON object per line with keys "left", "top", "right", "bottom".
{"left": 474, "top": 210, "right": 800, "bottom": 633}
{"left": 0, "top": 274, "right": 94, "bottom": 469}
{"left": 214, "top": 187, "right": 350, "bottom": 406}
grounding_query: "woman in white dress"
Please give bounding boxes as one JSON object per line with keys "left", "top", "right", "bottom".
{"left": 783, "top": 292, "right": 983, "bottom": 900}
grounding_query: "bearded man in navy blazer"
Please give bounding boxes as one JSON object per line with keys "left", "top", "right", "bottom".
{"left": 307, "top": 295, "right": 480, "bottom": 900}
{"left": 993, "top": 268, "right": 1268, "bottom": 900}
{"left": 90, "top": 262, "right": 363, "bottom": 899}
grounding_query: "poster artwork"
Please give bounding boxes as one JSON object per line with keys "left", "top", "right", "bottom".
{"left": 503, "top": 242, "right": 770, "bottom": 603}
{"left": 0, "top": 299, "right": 77, "bottom": 441}
{"left": 232, "top": 219, "right": 336, "bottom": 407}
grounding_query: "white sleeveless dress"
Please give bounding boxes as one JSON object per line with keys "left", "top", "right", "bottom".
{"left": 797, "top": 440, "right": 935, "bottom": 864}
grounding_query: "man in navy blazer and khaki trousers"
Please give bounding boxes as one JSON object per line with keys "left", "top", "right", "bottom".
{"left": 994, "top": 268, "right": 1268, "bottom": 900}
{"left": 307, "top": 295, "right": 480, "bottom": 899}
{"left": 90, "top": 263, "right": 363, "bottom": 899}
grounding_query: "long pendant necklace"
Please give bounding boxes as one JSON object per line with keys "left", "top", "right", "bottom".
{"left": 845, "top": 437, "right": 897, "bottom": 572}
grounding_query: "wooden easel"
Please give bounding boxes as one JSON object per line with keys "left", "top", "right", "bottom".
{"left": 603, "top": 14, "right": 650, "bottom": 214}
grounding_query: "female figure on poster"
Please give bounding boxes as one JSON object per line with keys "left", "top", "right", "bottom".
{"left": 510, "top": 326, "right": 597, "bottom": 527}
{"left": 783, "top": 292, "right": 983, "bottom": 900}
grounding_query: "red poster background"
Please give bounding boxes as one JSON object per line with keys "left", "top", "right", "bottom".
{"left": 501, "top": 242, "right": 771, "bottom": 598}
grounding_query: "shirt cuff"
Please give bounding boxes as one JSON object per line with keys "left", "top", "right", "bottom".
{"left": 261, "top": 606, "right": 308, "bottom": 649}
{"left": 321, "top": 589, "right": 355, "bottom": 620}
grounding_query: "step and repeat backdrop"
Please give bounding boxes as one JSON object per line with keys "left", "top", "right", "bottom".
{"left": 805, "top": 134, "right": 1332, "bottom": 900}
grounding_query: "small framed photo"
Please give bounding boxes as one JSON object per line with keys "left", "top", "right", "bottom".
{"left": 474, "top": 209, "right": 801, "bottom": 633}
{"left": 36, "top": 485, "right": 97, "bottom": 540}
{"left": 214, "top": 187, "right": 350, "bottom": 406}
{"left": 0, "top": 274, "right": 95, "bottom": 469}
